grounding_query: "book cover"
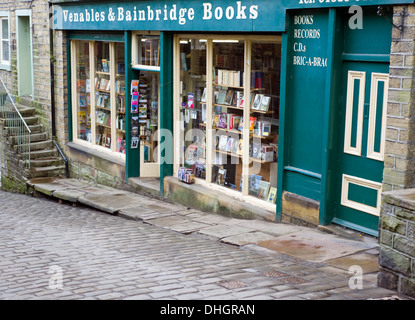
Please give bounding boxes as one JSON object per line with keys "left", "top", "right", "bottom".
{"left": 102, "top": 59, "right": 109, "bottom": 72}
{"left": 257, "top": 181, "right": 270, "bottom": 200}
{"left": 216, "top": 168, "right": 226, "bottom": 186}
{"left": 237, "top": 139, "right": 243, "bottom": 155}
{"left": 225, "top": 137, "right": 234, "bottom": 152}
{"left": 217, "top": 112, "right": 227, "bottom": 129}
{"left": 231, "top": 138, "right": 239, "bottom": 154}
{"left": 259, "top": 96, "right": 271, "bottom": 111}
{"left": 187, "top": 93, "right": 194, "bottom": 108}
{"left": 77, "top": 80, "right": 85, "bottom": 92}
{"left": 252, "top": 94, "right": 263, "bottom": 110}
{"left": 131, "top": 80, "right": 139, "bottom": 94}
{"left": 251, "top": 141, "right": 261, "bottom": 159}
{"left": 249, "top": 174, "right": 262, "bottom": 196}
{"left": 219, "top": 135, "right": 228, "bottom": 151}
{"left": 216, "top": 89, "right": 227, "bottom": 105}
{"left": 201, "top": 88, "right": 207, "bottom": 103}
{"left": 223, "top": 89, "right": 233, "bottom": 105}
{"left": 249, "top": 117, "right": 256, "bottom": 131}
{"left": 267, "top": 187, "right": 277, "bottom": 204}
{"left": 79, "top": 95, "right": 87, "bottom": 107}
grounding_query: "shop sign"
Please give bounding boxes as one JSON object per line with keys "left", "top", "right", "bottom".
{"left": 53, "top": 0, "right": 286, "bottom": 32}
{"left": 53, "top": 0, "right": 414, "bottom": 32}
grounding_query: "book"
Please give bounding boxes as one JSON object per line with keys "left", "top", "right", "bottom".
{"left": 131, "top": 80, "right": 139, "bottom": 94}
{"left": 77, "top": 80, "right": 85, "bottom": 92}
{"left": 223, "top": 89, "right": 233, "bottom": 105}
{"left": 257, "top": 181, "right": 270, "bottom": 200}
{"left": 225, "top": 137, "right": 234, "bottom": 152}
{"left": 217, "top": 112, "right": 227, "bottom": 129}
{"left": 261, "top": 145, "right": 274, "bottom": 162}
{"left": 79, "top": 95, "right": 87, "bottom": 107}
{"left": 219, "top": 135, "right": 228, "bottom": 151}
{"left": 231, "top": 138, "right": 239, "bottom": 154}
{"left": 251, "top": 141, "right": 261, "bottom": 159}
{"left": 102, "top": 59, "right": 109, "bottom": 72}
{"left": 216, "top": 88, "right": 227, "bottom": 105}
{"left": 201, "top": 88, "right": 207, "bottom": 103}
{"left": 262, "top": 122, "right": 271, "bottom": 137}
{"left": 259, "top": 96, "right": 271, "bottom": 111}
{"left": 187, "top": 93, "right": 194, "bottom": 108}
{"left": 216, "top": 168, "right": 226, "bottom": 186}
{"left": 252, "top": 94, "right": 263, "bottom": 110}
{"left": 249, "top": 174, "right": 262, "bottom": 196}
{"left": 249, "top": 117, "right": 256, "bottom": 131}
{"left": 236, "top": 139, "right": 243, "bottom": 155}
{"left": 267, "top": 187, "right": 277, "bottom": 204}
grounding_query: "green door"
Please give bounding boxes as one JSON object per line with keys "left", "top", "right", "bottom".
{"left": 332, "top": 8, "right": 391, "bottom": 236}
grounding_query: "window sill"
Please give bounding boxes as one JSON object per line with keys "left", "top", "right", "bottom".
{"left": 0, "top": 63, "right": 11, "bottom": 71}
{"left": 66, "top": 141, "right": 126, "bottom": 167}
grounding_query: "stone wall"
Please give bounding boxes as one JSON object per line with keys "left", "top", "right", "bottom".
{"left": 379, "top": 189, "right": 415, "bottom": 298}
{"left": 383, "top": 5, "right": 415, "bottom": 191}
{"left": 0, "top": 0, "right": 52, "bottom": 134}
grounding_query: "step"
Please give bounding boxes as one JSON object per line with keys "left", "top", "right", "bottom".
{"left": 14, "top": 140, "right": 53, "bottom": 153}
{"left": 9, "top": 132, "right": 48, "bottom": 144}
{"left": 28, "top": 158, "right": 64, "bottom": 168}
{"left": 16, "top": 105, "right": 36, "bottom": 117}
{"left": 3, "top": 116, "right": 38, "bottom": 126}
{"left": 26, "top": 165, "right": 67, "bottom": 178}
{"left": 22, "top": 149, "right": 58, "bottom": 159}
{"left": 16, "top": 96, "right": 33, "bottom": 107}
{"left": 7, "top": 123, "right": 44, "bottom": 135}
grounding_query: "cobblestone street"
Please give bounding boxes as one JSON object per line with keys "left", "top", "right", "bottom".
{"left": 0, "top": 189, "right": 404, "bottom": 301}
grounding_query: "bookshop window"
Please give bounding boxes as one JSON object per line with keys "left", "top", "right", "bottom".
{"left": 176, "top": 36, "right": 280, "bottom": 204}
{"left": 72, "top": 39, "right": 126, "bottom": 156}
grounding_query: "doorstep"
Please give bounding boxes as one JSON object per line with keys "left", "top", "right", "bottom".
{"left": 163, "top": 176, "right": 276, "bottom": 222}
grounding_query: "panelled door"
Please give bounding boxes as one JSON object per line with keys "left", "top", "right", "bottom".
{"left": 333, "top": 60, "right": 389, "bottom": 235}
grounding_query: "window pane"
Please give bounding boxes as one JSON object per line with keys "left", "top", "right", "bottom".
{"left": 136, "top": 35, "right": 160, "bottom": 67}
{"left": 179, "top": 39, "right": 207, "bottom": 180}
{"left": 75, "top": 40, "right": 91, "bottom": 142}
{"left": 2, "top": 40, "right": 9, "bottom": 62}
{"left": 94, "top": 42, "right": 111, "bottom": 149}
{"left": 2, "top": 19, "right": 8, "bottom": 40}
{"left": 115, "top": 42, "right": 126, "bottom": 154}
{"left": 248, "top": 41, "right": 280, "bottom": 203}
{"left": 211, "top": 40, "right": 244, "bottom": 191}
{"left": 137, "top": 71, "right": 159, "bottom": 162}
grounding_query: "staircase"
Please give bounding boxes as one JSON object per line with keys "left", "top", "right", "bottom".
{"left": 5, "top": 100, "right": 66, "bottom": 179}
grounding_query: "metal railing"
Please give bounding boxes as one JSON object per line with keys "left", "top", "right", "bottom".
{"left": 0, "top": 77, "right": 31, "bottom": 169}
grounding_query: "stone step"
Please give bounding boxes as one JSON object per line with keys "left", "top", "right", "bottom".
{"left": 28, "top": 158, "right": 64, "bottom": 168}
{"left": 3, "top": 115, "right": 38, "bottom": 126}
{"left": 16, "top": 96, "right": 33, "bottom": 107}
{"left": 26, "top": 165, "right": 67, "bottom": 178}
{"left": 14, "top": 140, "right": 53, "bottom": 153}
{"left": 22, "top": 149, "right": 58, "bottom": 159}
{"left": 16, "top": 105, "right": 36, "bottom": 117}
{"left": 9, "top": 132, "right": 48, "bottom": 144}
{"left": 7, "top": 123, "right": 44, "bottom": 135}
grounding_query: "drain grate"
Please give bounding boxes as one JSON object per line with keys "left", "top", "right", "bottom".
{"left": 262, "top": 270, "right": 309, "bottom": 284}
{"left": 218, "top": 280, "right": 250, "bottom": 289}
{"left": 262, "top": 270, "right": 290, "bottom": 278}
{"left": 280, "top": 276, "right": 309, "bottom": 284}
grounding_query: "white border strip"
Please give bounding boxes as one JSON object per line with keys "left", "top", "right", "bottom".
{"left": 367, "top": 72, "right": 388, "bottom": 162}
{"left": 344, "top": 71, "right": 365, "bottom": 157}
{"left": 341, "top": 174, "right": 382, "bottom": 216}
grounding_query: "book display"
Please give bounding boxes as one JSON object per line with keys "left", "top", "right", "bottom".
{"left": 75, "top": 41, "right": 91, "bottom": 141}
{"left": 178, "top": 38, "right": 207, "bottom": 179}
{"left": 177, "top": 37, "right": 280, "bottom": 203}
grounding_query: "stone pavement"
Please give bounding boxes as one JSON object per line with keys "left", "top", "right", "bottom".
{"left": 0, "top": 179, "right": 408, "bottom": 300}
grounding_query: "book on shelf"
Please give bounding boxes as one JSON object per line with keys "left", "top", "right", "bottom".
{"left": 225, "top": 137, "right": 234, "bottom": 152}
{"left": 261, "top": 145, "right": 275, "bottom": 162}
{"left": 118, "top": 63, "right": 125, "bottom": 75}
{"left": 259, "top": 96, "right": 271, "bottom": 112}
{"left": 251, "top": 141, "right": 261, "bottom": 159}
{"left": 102, "top": 59, "right": 109, "bottom": 73}
{"left": 201, "top": 88, "right": 207, "bottom": 103}
{"left": 231, "top": 139, "right": 239, "bottom": 154}
{"left": 228, "top": 115, "right": 241, "bottom": 131}
{"left": 79, "top": 95, "right": 87, "bottom": 107}
{"left": 116, "top": 137, "right": 123, "bottom": 152}
{"left": 187, "top": 93, "right": 194, "bottom": 108}
{"left": 217, "top": 112, "right": 227, "bottom": 129}
{"left": 249, "top": 117, "right": 256, "bottom": 131}
{"left": 116, "top": 80, "right": 125, "bottom": 94}
{"left": 139, "top": 106, "right": 147, "bottom": 118}
{"left": 78, "top": 111, "right": 86, "bottom": 124}
{"left": 252, "top": 94, "right": 263, "bottom": 110}
{"left": 99, "top": 78, "right": 108, "bottom": 91}
{"left": 223, "top": 89, "right": 233, "bottom": 105}
{"left": 85, "top": 79, "right": 91, "bottom": 93}
{"left": 104, "top": 134, "right": 111, "bottom": 148}
{"left": 216, "top": 168, "right": 226, "bottom": 186}
{"left": 267, "top": 187, "right": 277, "bottom": 204}
{"left": 217, "top": 69, "right": 243, "bottom": 87}
{"left": 236, "top": 139, "right": 243, "bottom": 155}
{"left": 251, "top": 71, "right": 264, "bottom": 89}
{"left": 219, "top": 135, "right": 228, "bottom": 151}
{"left": 257, "top": 181, "right": 270, "bottom": 200}
{"left": 77, "top": 80, "right": 85, "bottom": 92}
{"left": 249, "top": 174, "right": 262, "bottom": 196}
{"left": 216, "top": 88, "right": 227, "bottom": 105}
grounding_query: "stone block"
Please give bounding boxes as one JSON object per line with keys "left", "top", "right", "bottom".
{"left": 377, "top": 269, "right": 399, "bottom": 291}
{"left": 393, "top": 234, "right": 415, "bottom": 256}
{"left": 379, "top": 246, "right": 412, "bottom": 277}
{"left": 400, "top": 277, "right": 415, "bottom": 298}
{"left": 380, "top": 213, "right": 406, "bottom": 235}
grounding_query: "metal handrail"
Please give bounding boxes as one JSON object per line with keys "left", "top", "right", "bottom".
{"left": 0, "top": 76, "right": 31, "bottom": 169}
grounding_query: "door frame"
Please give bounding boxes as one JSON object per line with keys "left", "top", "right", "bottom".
{"left": 16, "top": 9, "right": 34, "bottom": 98}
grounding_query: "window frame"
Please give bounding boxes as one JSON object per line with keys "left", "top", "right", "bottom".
{"left": 70, "top": 38, "right": 126, "bottom": 161}
{"left": 0, "top": 11, "right": 10, "bottom": 70}
{"left": 173, "top": 34, "right": 281, "bottom": 196}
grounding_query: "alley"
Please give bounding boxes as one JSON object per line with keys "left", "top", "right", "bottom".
{"left": 0, "top": 189, "right": 402, "bottom": 301}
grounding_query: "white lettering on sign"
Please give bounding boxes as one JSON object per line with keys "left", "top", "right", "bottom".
{"left": 292, "top": 15, "right": 327, "bottom": 68}
{"left": 61, "top": 1, "right": 259, "bottom": 26}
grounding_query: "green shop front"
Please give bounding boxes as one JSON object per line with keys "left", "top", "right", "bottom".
{"left": 52, "top": 0, "right": 413, "bottom": 236}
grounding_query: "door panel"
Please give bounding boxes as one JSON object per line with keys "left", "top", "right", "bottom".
{"left": 334, "top": 62, "right": 389, "bottom": 234}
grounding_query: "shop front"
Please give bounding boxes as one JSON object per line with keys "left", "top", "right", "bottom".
{"left": 52, "top": 0, "right": 415, "bottom": 236}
